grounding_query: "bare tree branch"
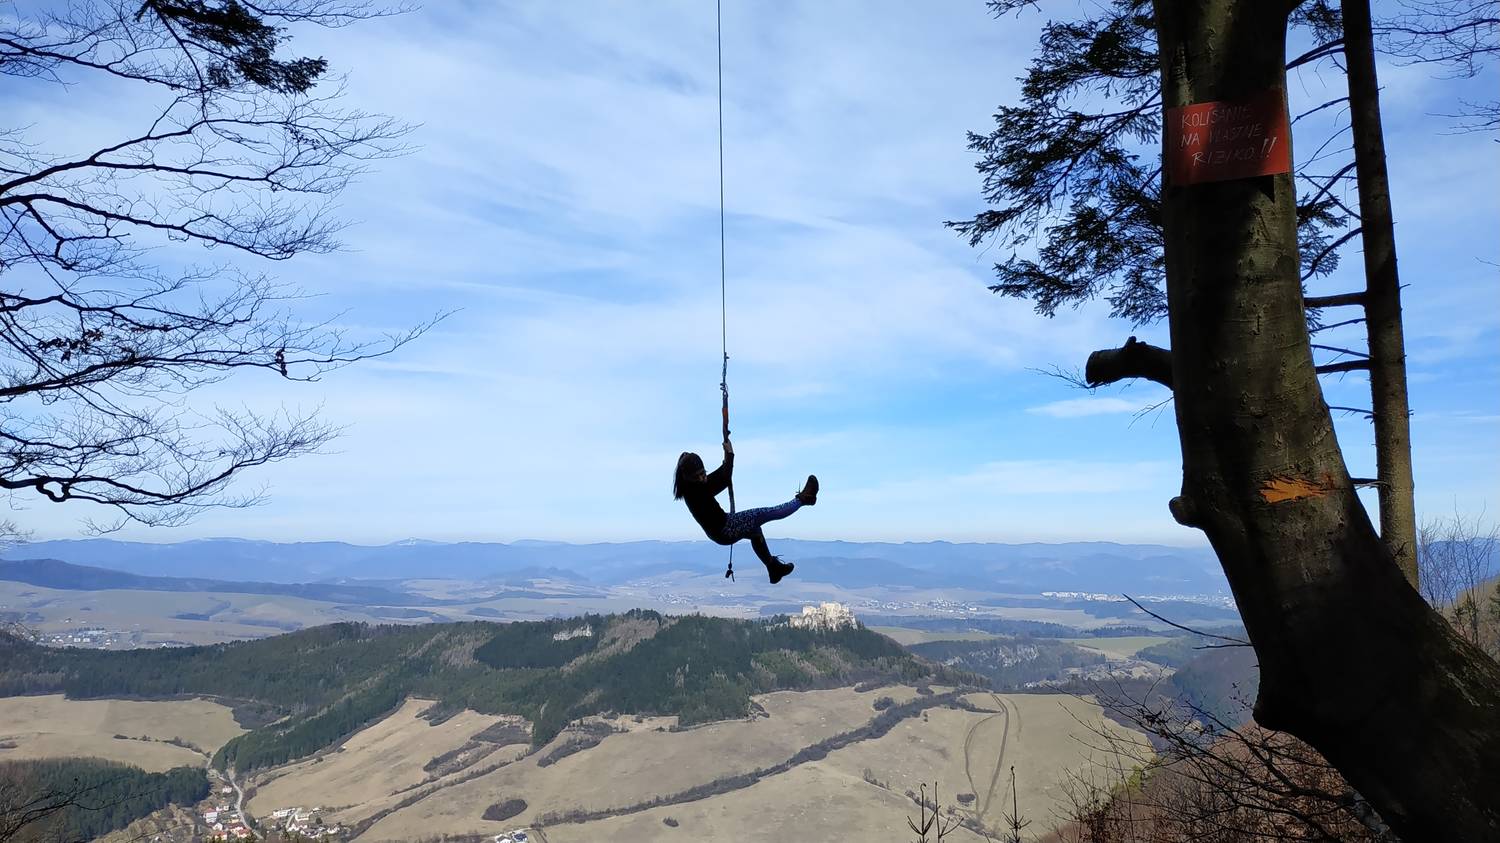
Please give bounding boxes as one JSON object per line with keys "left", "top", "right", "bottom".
{"left": 1316, "top": 359, "right": 1373, "bottom": 374}
{"left": 1121, "top": 594, "right": 1252, "bottom": 647}
{"left": 0, "top": 0, "right": 433, "bottom": 527}
{"left": 1053, "top": 682, "right": 1398, "bottom": 843}
{"left": 1305, "top": 291, "right": 1368, "bottom": 308}
{"left": 1084, "top": 336, "right": 1173, "bottom": 389}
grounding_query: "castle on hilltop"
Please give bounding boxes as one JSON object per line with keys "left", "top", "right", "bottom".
{"left": 787, "top": 602, "right": 860, "bottom": 631}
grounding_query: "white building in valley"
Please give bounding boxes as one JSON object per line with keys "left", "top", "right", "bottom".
{"left": 788, "top": 602, "right": 859, "bottom": 631}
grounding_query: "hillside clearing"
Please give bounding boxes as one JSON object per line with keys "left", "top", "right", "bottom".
{"left": 822, "top": 693, "right": 1151, "bottom": 835}
{"left": 247, "top": 699, "right": 522, "bottom": 823}
{"left": 537, "top": 761, "right": 992, "bottom": 843}
{"left": 869, "top": 626, "right": 1004, "bottom": 645}
{"left": 349, "top": 688, "right": 1147, "bottom": 841}
{"left": 355, "top": 686, "right": 917, "bottom": 840}
{"left": 0, "top": 732, "right": 205, "bottom": 772}
{"left": 0, "top": 695, "right": 243, "bottom": 769}
{"left": 1058, "top": 636, "right": 1175, "bottom": 660}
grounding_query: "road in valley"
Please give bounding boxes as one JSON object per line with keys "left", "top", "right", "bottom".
{"left": 208, "top": 763, "right": 255, "bottom": 832}
{"left": 229, "top": 767, "right": 253, "bottom": 831}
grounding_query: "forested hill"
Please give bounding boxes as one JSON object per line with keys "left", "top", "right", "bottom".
{"left": 0, "top": 612, "right": 971, "bottom": 771}
{"left": 0, "top": 759, "right": 208, "bottom": 841}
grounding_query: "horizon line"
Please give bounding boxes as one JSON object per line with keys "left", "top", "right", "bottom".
{"left": 5, "top": 535, "right": 1213, "bottom": 550}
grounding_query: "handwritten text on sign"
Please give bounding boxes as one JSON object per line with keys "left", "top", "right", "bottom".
{"left": 1165, "top": 89, "right": 1291, "bottom": 185}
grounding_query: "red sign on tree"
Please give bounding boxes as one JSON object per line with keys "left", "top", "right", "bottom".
{"left": 1165, "top": 88, "right": 1292, "bottom": 185}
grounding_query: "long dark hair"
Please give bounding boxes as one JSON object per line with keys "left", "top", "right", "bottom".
{"left": 673, "top": 451, "right": 704, "bottom": 500}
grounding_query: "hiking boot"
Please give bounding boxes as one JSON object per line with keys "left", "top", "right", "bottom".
{"left": 795, "top": 474, "right": 819, "bottom": 506}
{"left": 767, "top": 558, "right": 795, "bottom": 584}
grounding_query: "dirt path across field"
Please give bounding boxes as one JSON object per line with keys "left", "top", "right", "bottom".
{"left": 963, "top": 693, "right": 1015, "bottom": 824}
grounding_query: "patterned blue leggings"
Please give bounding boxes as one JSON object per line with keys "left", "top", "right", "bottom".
{"left": 718, "top": 498, "right": 803, "bottom": 544}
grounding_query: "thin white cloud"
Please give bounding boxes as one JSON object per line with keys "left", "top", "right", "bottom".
{"left": 1028, "top": 397, "right": 1155, "bottom": 418}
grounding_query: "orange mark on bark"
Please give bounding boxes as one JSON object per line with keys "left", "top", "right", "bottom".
{"left": 1259, "top": 473, "right": 1334, "bottom": 503}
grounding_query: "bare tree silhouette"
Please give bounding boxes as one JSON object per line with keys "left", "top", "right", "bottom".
{"left": 907, "top": 782, "right": 958, "bottom": 842}
{"left": 1, "top": 0, "right": 436, "bottom": 531}
{"left": 1044, "top": 682, "right": 1397, "bottom": 843}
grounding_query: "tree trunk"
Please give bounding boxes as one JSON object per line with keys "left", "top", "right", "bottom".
{"left": 1342, "top": 0, "right": 1420, "bottom": 588}
{"left": 1151, "top": 2, "right": 1500, "bottom": 840}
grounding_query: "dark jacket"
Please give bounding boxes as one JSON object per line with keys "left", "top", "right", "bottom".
{"left": 682, "top": 452, "right": 733, "bottom": 542}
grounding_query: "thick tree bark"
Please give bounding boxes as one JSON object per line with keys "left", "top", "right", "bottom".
{"left": 1342, "top": 0, "right": 1420, "bottom": 587}
{"left": 1151, "top": 2, "right": 1500, "bottom": 840}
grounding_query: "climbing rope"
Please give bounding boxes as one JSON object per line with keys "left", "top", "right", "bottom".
{"left": 717, "top": 0, "right": 735, "bottom": 582}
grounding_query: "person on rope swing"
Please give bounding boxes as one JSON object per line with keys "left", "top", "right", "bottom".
{"left": 673, "top": 439, "right": 818, "bottom": 584}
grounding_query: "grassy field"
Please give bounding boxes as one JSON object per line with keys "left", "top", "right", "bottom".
{"left": 869, "top": 626, "right": 1004, "bottom": 645}
{"left": 0, "top": 733, "right": 205, "bottom": 772}
{"left": 0, "top": 582, "right": 377, "bottom": 645}
{"left": 821, "top": 692, "right": 1150, "bottom": 834}
{"left": 354, "top": 687, "right": 919, "bottom": 840}
{"left": 0, "top": 695, "right": 243, "bottom": 771}
{"left": 355, "top": 686, "right": 894, "bottom": 840}
{"left": 344, "top": 687, "right": 1147, "bottom": 842}
{"left": 870, "top": 628, "right": 1175, "bottom": 659}
{"left": 539, "top": 761, "right": 993, "bottom": 843}
{"left": 1058, "top": 636, "right": 1175, "bottom": 660}
{"left": 0, "top": 686, "right": 1151, "bottom": 840}
{"left": 246, "top": 699, "right": 521, "bottom": 823}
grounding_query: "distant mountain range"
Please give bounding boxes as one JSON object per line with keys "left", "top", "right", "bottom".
{"left": 0, "top": 558, "right": 444, "bottom": 606}
{"left": 2, "top": 537, "right": 1231, "bottom": 594}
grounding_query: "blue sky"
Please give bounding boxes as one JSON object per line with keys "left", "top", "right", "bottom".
{"left": 5, "top": 1, "right": 1497, "bottom": 545}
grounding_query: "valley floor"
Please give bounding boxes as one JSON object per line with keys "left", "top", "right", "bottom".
{"left": 0, "top": 685, "right": 1148, "bottom": 841}
{"left": 229, "top": 686, "right": 1145, "bottom": 842}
